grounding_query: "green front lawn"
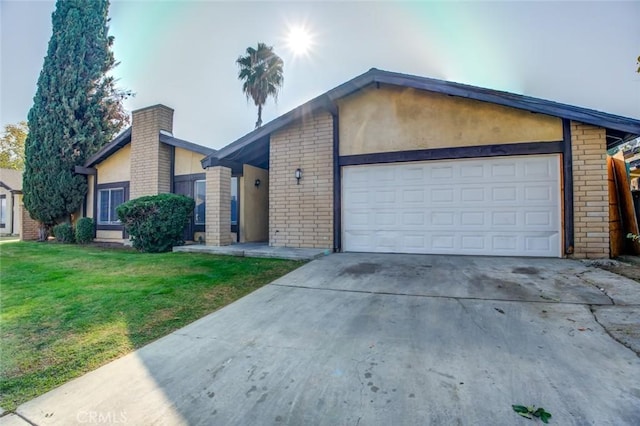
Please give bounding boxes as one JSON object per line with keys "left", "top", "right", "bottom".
{"left": 0, "top": 242, "right": 303, "bottom": 411}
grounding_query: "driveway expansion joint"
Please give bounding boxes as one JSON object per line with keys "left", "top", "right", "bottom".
{"left": 10, "top": 412, "right": 37, "bottom": 426}
{"left": 589, "top": 304, "right": 640, "bottom": 357}
{"left": 576, "top": 271, "right": 616, "bottom": 305}
{"left": 269, "top": 283, "right": 614, "bottom": 306}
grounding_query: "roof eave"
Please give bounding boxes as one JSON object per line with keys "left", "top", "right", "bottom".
{"left": 203, "top": 68, "right": 640, "bottom": 166}
{"left": 159, "top": 133, "right": 216, "bottom": 156}
{"left": 84, "top": 127, "right": 132, "bottom": 167}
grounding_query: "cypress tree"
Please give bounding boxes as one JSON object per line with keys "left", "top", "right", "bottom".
{"left": 23, "top": 0, "right": 129, "bottom": 238}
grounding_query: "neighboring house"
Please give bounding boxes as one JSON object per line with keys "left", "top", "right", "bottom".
{"left": 75, "top": 105, "right": 216, "bottom": 242}
{"left": 200, "top": 68, "right": 640, "bottom": 259}
{"left": 0, "top": 168, "right": 23, "bottom": 236}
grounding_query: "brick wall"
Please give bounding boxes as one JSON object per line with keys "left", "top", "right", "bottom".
{"left": 269, "top": 112, "right": 333, "bottom": 249}
{"left": 158, "top": 143, "right": 172, "bottom": 194}
{"left": 205, "top": 166, "right": 232, "bottom": 246}
{"left": 20, "top": 202, "right": 40, "bottom": 241}
{"left": 571, "top": 121, "right": 609, "bottom": 258}
{"left": 129, "top": 105, "right": 174, "bottom": 199}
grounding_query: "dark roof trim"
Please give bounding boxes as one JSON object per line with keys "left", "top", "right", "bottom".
{"left": 85, "top": 127, "right": 132, "bottom": 167}
{"left": 74, "top": 166, "right": 97, "bottom": 175}
{"left": 159, "top": 133, "right": 216, "bottom": 156}
{"left": 0, "top": 181, "right": 13, "bottom": 191}
{"left": 203, "top": 158, "right": 244, "bottom": 175}
{"left": 203, "top": 68, "right": 640, "bottom": 166}
{"left": 371, "top": 70, "right": 640, "bottom": 135}
{"left": 85, "top": 127, "right": 215, "bottom": 168}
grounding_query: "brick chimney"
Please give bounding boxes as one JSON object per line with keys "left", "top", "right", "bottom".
{"left": 129, "top": 105, "right": 174, "bottom": 199}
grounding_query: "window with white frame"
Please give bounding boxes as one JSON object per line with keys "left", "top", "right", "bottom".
{"left": 98, "top": 188, "right": 125, "bottom": 225}
{"left": 194, "top": 180, "right": 206, "bottom": 225}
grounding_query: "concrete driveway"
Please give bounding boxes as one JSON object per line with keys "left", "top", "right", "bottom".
{"left": 9, "top": 254, "right": 640, "bottom": 425}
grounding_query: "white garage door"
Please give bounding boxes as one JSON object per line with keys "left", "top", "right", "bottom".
{"left": 342, "top": 155, "right": 561, "bottom": 257}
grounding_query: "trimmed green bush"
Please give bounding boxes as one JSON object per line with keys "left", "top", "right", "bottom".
{"left": 75, "top": 217, "right": 94, "bottom": 244}
{"left": 116, "top": 193, "right": 195, "bottom": 253}
{"left": 52, "top": 223, "right": 75, "bottom": 243}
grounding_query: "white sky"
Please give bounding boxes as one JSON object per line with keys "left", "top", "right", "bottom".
{"left": 1, "top": 0, "right": 639, "bottom": 150}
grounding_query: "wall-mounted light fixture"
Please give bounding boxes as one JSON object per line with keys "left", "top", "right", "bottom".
{"left": 254, "top": 179, "right": 261, "bottom": 188}
{"left": 295, "top": 168, "right": 302, "bottom": 184}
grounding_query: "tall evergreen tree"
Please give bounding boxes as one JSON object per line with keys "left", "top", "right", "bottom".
{"left": 23, "top": 0, "right": 129, "bottom": 237}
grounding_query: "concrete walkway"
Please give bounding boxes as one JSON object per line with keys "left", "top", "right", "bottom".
{"left": 11, "top": 254, "right": 640, "bottom": 425}
{"left": 173, "top": 242, "right": 328, "bottom": 260}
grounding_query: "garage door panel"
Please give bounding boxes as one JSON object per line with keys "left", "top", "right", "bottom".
{"left": 431, "top": 166, "right": 454, "bottom": 179}
{"left": 402, "top": 189, "right": 424, "bottom": 203}
{"left": 343, "top": 155, "right": 561, "bottom": 257}
{"left": 402, "top": 167, "right": 425, "bottom": 180}
{"left": 492, "top": 211, "right": 517, "bottom": 226}
{"left": 374, "top": 190, "right": 396, "bottom": 204}
{"left": 402, "top": 211, "right": 426, "bottom": 226}
{"left": 461, "top": 187, "right": 485, "bottom": 202}
{"left": 491, "top": 163, "right": 517, "bottom": 178}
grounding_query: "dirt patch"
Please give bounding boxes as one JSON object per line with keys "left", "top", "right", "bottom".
{"left": 582, "top": 256, "right": 640, "bottom": 283}
{"left": 596, "top": 262, "right": 640, "bottom": 283}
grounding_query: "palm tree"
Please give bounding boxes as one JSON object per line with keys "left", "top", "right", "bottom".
{"left": 236, "top": 43, "right": 284, "bottom": 128}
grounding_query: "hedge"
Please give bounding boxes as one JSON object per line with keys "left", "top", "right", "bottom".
{"left": 116, "top": 193, "right": 195, "bottom": 253}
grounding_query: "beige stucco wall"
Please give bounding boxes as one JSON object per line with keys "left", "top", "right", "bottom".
{"left": 96, "top": 144, "right": 131, "bottom": 184}
{"left": 95, "top": 230, "right": 124, "bottom": 241}
{"left": 12, "top": 193, "right": 22, "bottom": 235}
{"left": 338, "top": 85, "right": 563, "bottom": 156}
{"left": 240, "top": 165, "right": 269, "bottom": 243}
{"left": 174, "top": 148, "right": 205, "bottom": 176}
{"left": 269, "top": 112, "right": 334, "bottom": 249}
{"left": 86, "top": 175, "right": 95, "bottom": 218}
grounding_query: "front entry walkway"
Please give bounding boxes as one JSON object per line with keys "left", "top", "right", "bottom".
{"left": 173, "top": 242, "right": 328, "bottom": 261}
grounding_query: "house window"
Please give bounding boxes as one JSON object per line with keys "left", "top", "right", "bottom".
{"left": 98, "top": 188, "right": 125, "bottom": 225}
{"left": 231, "top": 176, "right": 238, "bottom": 226}
{"left": 0, "top": 195, "right": 6, "bottom": 228}
{"left": 194, "top": 180, "right": 206, "bottom": 225}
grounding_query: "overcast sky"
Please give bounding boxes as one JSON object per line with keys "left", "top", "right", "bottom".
{"left": 1, "top": 0, "right": 639, "bottom": 150}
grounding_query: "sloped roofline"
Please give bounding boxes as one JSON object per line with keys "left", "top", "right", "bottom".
{"left": 203, "top": 68, "right": 640, "bottom": 166}
{"left": 85, "top": 127, "right": 215, "bottom": 168}
{"left": 0, "top": 168, "right": 23, "bottom": 191}
{"left": 158, "top": 133, "right": 216, "bottom": 156}
{"left": 84, "top": 127, "right": 132, "bottom": 167}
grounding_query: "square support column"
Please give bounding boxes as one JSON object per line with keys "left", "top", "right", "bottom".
{"left": 205, "top": 166, "right": 232, "bottom": 246}
{"left": 570, "top": 121, "right": 609, "bottom": 259}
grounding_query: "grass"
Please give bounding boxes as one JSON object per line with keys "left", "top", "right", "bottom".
{"left": 0, "top": 241, "right": 303, "bottom": 411}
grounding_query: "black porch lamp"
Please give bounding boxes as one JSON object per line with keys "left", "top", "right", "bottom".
{"left": 295, "top": 168, "right": 302, "bottom": 184}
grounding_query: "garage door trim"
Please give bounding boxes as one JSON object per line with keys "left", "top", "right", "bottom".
{"left": 341, "top": 154, "right": 562, "bottom": 257}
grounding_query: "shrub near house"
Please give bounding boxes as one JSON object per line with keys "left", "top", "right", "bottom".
{"left": 75, "top": 217, "right": 94, "bottom": 244}
{"left": 117, "top": 193, "right": 194, "bottom": 253}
